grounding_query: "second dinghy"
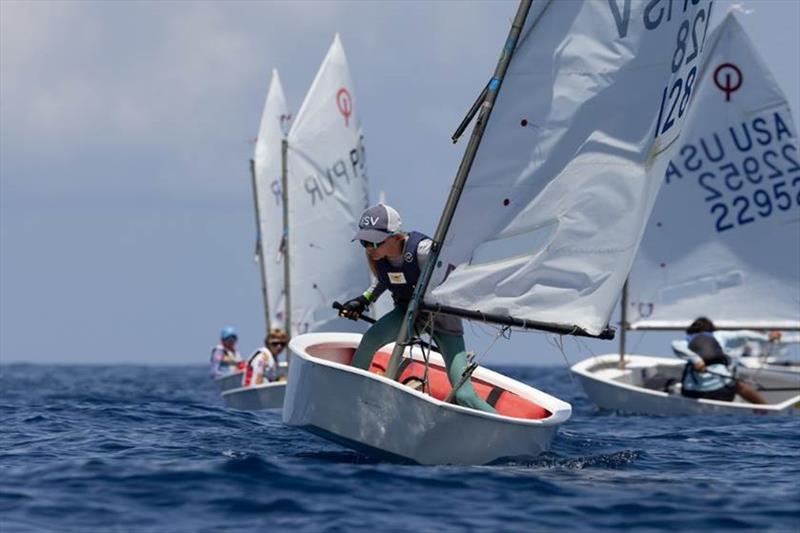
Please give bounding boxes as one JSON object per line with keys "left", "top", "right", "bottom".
{"left": 572, "top": 354, "right": 799, "bottom": 416}
{"left": 572, "top": 11, "right": 800, "bottom": 415}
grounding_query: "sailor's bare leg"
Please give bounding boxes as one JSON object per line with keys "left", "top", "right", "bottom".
{"left": 736, "top": 382, "right": 766, "bottom": 404}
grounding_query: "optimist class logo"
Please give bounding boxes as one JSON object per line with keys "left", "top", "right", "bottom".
{"left": 713, "top": 63, "right": 743, "bottom": 102}
{"left": 337, "top": 88, "right": 352, "bottom": 127}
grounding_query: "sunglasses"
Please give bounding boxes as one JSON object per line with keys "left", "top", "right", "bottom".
{"left": 360, "top": 239, "right": 385, "bottom": 249}
{"left": 269, "top": 341, "right": 286, "bottom": 347}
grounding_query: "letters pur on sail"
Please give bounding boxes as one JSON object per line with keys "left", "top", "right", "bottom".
{"left": 253, "top": 69, "right": 290, "bottom": 330}
{"left": 426, "top": 0, "right": 714, "bottom": 336}
{"left": 627, "top": 12, "right": 800, "bottom": 330}
{"left": 286, "top": 34, "right": 370, "bottom": 334}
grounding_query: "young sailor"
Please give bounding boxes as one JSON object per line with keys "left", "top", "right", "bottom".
{"left": 244, "top": 328, "right": 289, "bottom": 386}
{"left": 678, "top": 317, "right": 766, "bottom": 404}
{"left": 210, "top": 326, "right": 243, "bottom": 378}
{"left": 339, "top": 203, "right": 495, "bottom": 413}
{"left": 717, "top": 329, "right": 782, "bottom": 359}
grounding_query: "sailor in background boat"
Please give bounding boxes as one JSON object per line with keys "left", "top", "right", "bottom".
{"left": 210, "top": 326, "right": 243, "bottom": 379}
{"left": 339, "top": 204, "right": 495, "bottom": 413}
{"left": 677, "top": 317, "right": 767, "bottom": 404}
{"left": 244, "top": 328, "right": 289, "bottom": 386}
{"left": 733, "top": 330, "right": 783, "bottom": 359}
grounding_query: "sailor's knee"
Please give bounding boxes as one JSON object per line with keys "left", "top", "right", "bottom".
{"left": 455, "top": 388, "right": 494, "bottom": 412}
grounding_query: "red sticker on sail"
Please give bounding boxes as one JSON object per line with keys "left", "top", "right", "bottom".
{"left": 337, "top": 88, "right": 352, "bottom": 127}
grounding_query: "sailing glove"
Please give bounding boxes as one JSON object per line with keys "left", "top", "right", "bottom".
{"left": 340, "top": 295, "right": 369, "bottom": 320}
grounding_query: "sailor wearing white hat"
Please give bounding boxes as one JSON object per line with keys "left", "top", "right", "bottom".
{"left": 339, "top": 204, "right": 495, "bottom": 413}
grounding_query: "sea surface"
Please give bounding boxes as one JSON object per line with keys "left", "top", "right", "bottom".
{"left": 1, "top": 364, "right": 798, "bottom": 532}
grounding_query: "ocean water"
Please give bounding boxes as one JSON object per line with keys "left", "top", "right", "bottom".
{"left": 1, "top": 364, "right": 798, "bottom": 532}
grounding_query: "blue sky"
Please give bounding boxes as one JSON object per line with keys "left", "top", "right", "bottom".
{"left": 1, "top": 0, "right": 798, "bottom": 365}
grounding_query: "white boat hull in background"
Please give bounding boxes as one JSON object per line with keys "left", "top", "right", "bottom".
{"left": 221, "top": 382, "right": 286, "bottom": 411}
{"left": 571, "top": 354, "right": 800, "bottom": 416}
{"left": 213, "top": 371, "right": 244, "bottom": 393}
{"left": 739, "top": 358, "right": 800, "bottom": 376}
{"left": 283, "top": 333, "right": 571, "bottom": 465}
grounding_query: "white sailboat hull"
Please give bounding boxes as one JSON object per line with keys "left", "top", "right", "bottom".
{"left": 213, "top": 371, "right": 244, "bottom": 393}
{"left": 739, "top": 358, "right": 800, "bottom": 376}
{"left": 221, "top": 382, "right": 286, "bottom": 411}
{"left": 571, "top": 354, "right": 800, "bottom": 416}
{"left": 283, "top": 333, "right": 571, "bottom": 465}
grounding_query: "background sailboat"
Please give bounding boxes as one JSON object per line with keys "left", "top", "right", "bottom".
{"left": 253, "top": 69, "right": 292, "bottom": 333}
{"left": 571, "top": 11, "right": 800, "bottom": 415}
{"left": 285, "top": 34, "right": 371, "bottom": 336}
{"left": 224, "top": 35, "right": 370, "bottom": 410}
{"left": 216, "top": 69, "right": 291, "bottom": 397}
{"left": 284, "top": 0, "right": 716, "bottom": 464}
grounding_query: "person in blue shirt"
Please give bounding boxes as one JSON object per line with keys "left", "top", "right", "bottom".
{"left": 678, "top": 317, "right": 766, "bottom": 404}
{"left": 210, "top": 326, "right": 243, "bottom": 379}
{"left": 338, "top": 204, "right": 495, "bottom": 414}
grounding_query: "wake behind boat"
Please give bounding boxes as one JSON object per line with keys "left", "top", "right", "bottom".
{"left": 572, "top": 354, "right": 800, "bottom": 416}
{"left": 283, "top": 333, "right": 570, "bottom": 465}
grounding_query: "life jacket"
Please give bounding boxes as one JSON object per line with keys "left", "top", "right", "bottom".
{"left": 687, "top": 332, "right": 731, "bottom": 367}
{"left": 375, "top": 231, "right": 428, "bottom": 306}
{"left": 243, "top": 348, "right": 266, "bottom": 387}
{"left": 210, "top": 344, "right": 243, "bottom": 369}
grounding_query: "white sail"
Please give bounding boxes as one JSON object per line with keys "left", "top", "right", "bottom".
{"left": 253, "top": 69, "right": 291, "bottom": 330}
{"left": 426, "top": 0, "right": 714, "bottom": 335}
{"left": 627, "top": 12, "right": 800, "bottom": 330}
{"left": 286, "top": 34, "right": 370, "bottom": 334}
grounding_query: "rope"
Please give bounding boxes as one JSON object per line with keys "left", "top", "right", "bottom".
{"left": 472, "top": 325, "right": 512, "bottom": 367}
{"left": 545, "top": 334, "right": 581, "bottom": 389}
{"left": 401, "top": 308, "right": 439, "bottom": 396}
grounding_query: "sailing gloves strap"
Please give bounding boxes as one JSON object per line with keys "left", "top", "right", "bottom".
{"left": 340, "top": 295, "right": 370, "bottom": 320}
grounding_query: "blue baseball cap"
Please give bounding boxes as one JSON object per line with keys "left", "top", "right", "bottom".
{"left": 220, "top": 326, "right": 238, "bottom": 340}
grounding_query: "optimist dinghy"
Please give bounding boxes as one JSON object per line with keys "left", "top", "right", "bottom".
{"left": 572, "top": 12, "right": 800, "bottom": 415}
{"left": 284, "top": 333, "right": 569, "bottom": 465}
{"left": 572, "top": 354, "right": 800, "bottom": 416}
{"left": 285, "top": 0, "right": 715, "bottom": 463}
{"left": 222, "top": 35, "right": 371, "bottom": 410}
{"left": 219, "top": 68, "right": 289, "bottom": 408}
{"left": 214, "top": 370, "right": 246, "bottom": 394}
{"left": 221, "top": 380, "right": 287, "bottom": 411}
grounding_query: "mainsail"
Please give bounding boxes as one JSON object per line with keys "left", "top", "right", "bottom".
{"left": 286, "top": 34, "right": 371, "bottom": 334}
{"left": 253, "top": 69, "right": 291, "bottom": 330}
{"left": 425, "top": 0, "right": 715, "bottom": 336}
{"left": 627, "top": 12, "right": 800, "bottom": 330}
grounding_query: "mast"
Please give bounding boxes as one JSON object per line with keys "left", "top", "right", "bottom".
{"left": 281, "top": 139, "right": 292, "bottom": 344}
{"left": 385, "top": 0, "right": 533, "bottom": 380}
{"left": 250, "top": 158, "right": 271, "bottom": 333}
{"left": 619, "top": 280, "right": 628, "bottom": 368}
